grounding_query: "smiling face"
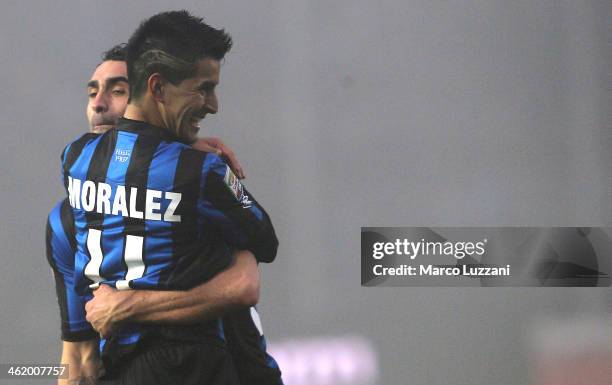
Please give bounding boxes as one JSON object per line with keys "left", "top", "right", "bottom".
{"left": 159, "top": 57, "right": 220, "bottom": 143}
{"left": 86, "top": 60, "right": 129, "bottom": 133}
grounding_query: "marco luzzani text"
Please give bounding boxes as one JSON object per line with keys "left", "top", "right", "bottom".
{"left": 371, "top": 239, "right": 511, "bottom": 277}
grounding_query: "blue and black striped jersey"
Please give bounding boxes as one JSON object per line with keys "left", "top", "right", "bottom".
{"left": 58, "top": 117, "right": 279, "bottom": 373}
{"left": 46, "top": 198, "right": 98, "bottom": 342}
{"left": 46, "top": 198, "right": 282, "bottom": 383}
{"left": 61, "top": 118, "right": 278, "bottom": 294}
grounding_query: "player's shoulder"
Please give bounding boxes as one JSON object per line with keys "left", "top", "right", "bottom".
{"left": 199, "top": 151, "right": 238, "bottom": 183}
{"left": 200, "top": 152, "right": 246, "bottom": 201}
{"left": 64, "top": 132, "right": 101, "bottom": 149}
{"left": 61, "top": 132, "right": 102, "bottom": 163}
{"left": 170, "top": 145, "right": 228, "bottom": 176}
{"left": 201, "top": 150, "right": 226, "bottom": 169}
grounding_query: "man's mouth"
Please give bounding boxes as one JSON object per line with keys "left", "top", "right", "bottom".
{"left": 189, "top": 114, "right": 206, "bottom": 129}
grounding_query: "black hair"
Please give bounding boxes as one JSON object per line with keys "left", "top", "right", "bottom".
{"left": 101, "top": 43, "right": 127, "bottom": 62}
{"left": 126, "top": 10, "right": 232, "bottom": 100}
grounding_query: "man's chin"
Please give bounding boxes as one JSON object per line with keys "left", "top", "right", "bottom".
{"left": 180, "top": 126, "right": 199, "bottom": 144}
{"left": 92, "top": 124, "right": 115, "bottom": 134}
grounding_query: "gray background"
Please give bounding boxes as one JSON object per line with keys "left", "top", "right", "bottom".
{"left": 0, "top": 1, "right": 610, "bottom": 384}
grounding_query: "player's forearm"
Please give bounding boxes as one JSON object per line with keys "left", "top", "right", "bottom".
{"left": 115, "top": 250, "right": 260, "bottom": 325}
{"left": 59, "top": 341, "right": 101, "bottom": 385}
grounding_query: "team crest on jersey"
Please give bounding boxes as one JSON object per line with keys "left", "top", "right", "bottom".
{"left": 115, "top": 148, "right": 131, "bottom": 163}
{"left": 223, "top": 165, "right": 252, "bottom": 208}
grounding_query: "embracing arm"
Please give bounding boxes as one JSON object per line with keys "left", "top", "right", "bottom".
{"left": 126, "top": 249, "right": 260, "bottom": 323}
{"left": 85, "top": 250, "right": 260, "bottom": 337}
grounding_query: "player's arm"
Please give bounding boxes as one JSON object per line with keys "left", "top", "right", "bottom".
{"left": 85, "top": 249, "right": 259, "bottom": 337}
{"left": 200, "top": 154, "right": 279, "bottom": 263}
{"left": 46, "top": 201, "right": 102, "bottom": 384}
{"left": 59, "top": 340, "right": 101, "bottom": 385}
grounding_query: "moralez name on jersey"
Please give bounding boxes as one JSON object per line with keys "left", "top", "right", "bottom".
{"left": 67, "top": 176, "right": 182, "bottom": 222}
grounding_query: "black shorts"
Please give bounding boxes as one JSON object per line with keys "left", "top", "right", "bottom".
{"left": 102, "top": 342, "right": 240, "bottom": 385}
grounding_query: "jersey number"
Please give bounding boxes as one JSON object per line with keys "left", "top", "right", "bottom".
{"left": 84, "top": 228, "right": 145, "bottom": 290}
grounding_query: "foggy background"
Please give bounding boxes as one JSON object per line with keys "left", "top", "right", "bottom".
{"left": 0, "top": 1, "right": 610, "bottom": 384}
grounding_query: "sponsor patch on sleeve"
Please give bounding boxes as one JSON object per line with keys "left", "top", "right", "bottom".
{"left": 223, "top": 165, "right": 253, "bottom": 208}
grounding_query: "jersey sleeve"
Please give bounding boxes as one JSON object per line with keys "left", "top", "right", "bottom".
{"left": 198, "top": 154, "right": 279, "bottom": 263}
{"left": 45, "top": 200, "right": 97, "bottom": 342}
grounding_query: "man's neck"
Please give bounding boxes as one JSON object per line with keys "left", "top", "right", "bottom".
{"left": 123, "top": 100, "right": 165, "bottom": 128}
{"left": 122, "top": 99, "right": 185, "bottom": 142}
{"left": 124, "top": 104, "right": 151, "bottom": 124}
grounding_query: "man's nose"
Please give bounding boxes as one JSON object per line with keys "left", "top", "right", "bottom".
{"left": 204, "top": 94, "right": 218, "bottom": 114}
{"left": 92, "top": 91, "right": 109, "bottom": 113}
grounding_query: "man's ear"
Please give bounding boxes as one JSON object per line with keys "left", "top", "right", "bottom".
{"left": 148, "top": 73, "right": 166, "bottom": 103}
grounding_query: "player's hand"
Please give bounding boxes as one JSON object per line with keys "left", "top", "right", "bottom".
{"left": 192, "top": 137, "right": 245, "bottom": 179}
{"left": 85, "top": 284, "right": 127, "bottom": 339}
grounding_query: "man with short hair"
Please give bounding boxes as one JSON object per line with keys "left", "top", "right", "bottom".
{"left": 48, "top": 19, "right": 282, "bottom": 383}
{"left": 85, "top": 44, "right": 244, "bottom": 171}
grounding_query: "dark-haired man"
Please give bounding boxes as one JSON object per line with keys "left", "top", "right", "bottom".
{"left": 50, "top": 20, "right": 282, "bottom": 383}
{"left": 84, "top": 44, "right": 244, "bottom": 167}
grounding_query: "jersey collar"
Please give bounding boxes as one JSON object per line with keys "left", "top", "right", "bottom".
{"left": 115, "top": 118, "right": 187, "bottom": 143}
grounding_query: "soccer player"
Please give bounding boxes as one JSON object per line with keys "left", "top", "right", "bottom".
{"left": 47, "top": 17, "right": 281, "bottom": 384}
